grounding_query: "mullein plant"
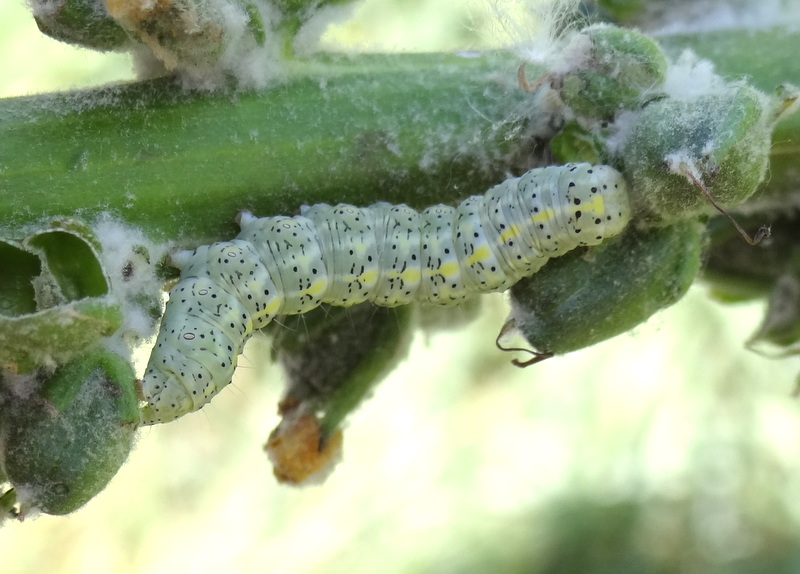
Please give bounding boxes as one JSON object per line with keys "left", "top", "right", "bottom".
{"left": 1, "top": 0, "right": 798, "bottom": 518}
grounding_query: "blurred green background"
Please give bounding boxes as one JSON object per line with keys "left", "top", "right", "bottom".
{"left": 3, "top": 1, "right": 800, "bottom": 573}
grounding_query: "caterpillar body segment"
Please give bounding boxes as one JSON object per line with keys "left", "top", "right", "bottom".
{"left": 140, "top": 163, "right": 631, "bottom": 424}
{"left": 300, "top": 203, "right": 380, "bottom": 306}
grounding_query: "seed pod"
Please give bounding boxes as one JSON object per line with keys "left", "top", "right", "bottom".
{"left": 1, "top": 349, "right": 138, "bottom": 515}
{"left": 620, "top": 84, "right": 773, "bottom": 224}
{"left": 506, "top": 220, "right": 702, "bottom": 357}
{"left": 560, "top": 24, "right": 668, "bottom": 121}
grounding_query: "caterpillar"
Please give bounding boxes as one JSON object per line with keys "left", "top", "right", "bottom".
{"left": 140, "top": 163, "right": 631, "bottom": 424}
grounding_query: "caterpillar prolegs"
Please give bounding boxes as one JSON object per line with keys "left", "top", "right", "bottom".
{"left": 140, "top": 163, "right": 631, "bottom": 424}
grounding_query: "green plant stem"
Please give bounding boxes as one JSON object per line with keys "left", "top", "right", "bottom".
{"left": 0, "top": 29, "right": 798, "bottom": 247}
{"left": 0, "top": 54, "right": 530, "bottom": 243}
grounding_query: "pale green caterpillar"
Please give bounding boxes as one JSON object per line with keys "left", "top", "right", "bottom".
{"left": 140, "top": 163, "right": 631, "bottom": 424}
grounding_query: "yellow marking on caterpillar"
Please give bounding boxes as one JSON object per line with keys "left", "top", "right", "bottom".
{"left": 306, "top": 278, "right": 328, "bottom": 297}
{"left": 383, "top": 268, "right": 422, "bottom": 282}
{"left": 572, "top": 195, "right": 605, "bottom": 215}
{"left": 499, "top": 224, "right": 520, "bottom": 243}
{"left": 252, "top": 309, "right": 272, "bottom": 323}
{"left": 402, "top": 268, "right": 421, "bottom": 283}
{"left": 140, "top": 163, "right": 632, "bottom": 426}
{"left": 466, "top": 245, "right": 492, "bottom": 265}
{"left": 359, "top": 268, "right": 379, "bottom": 284}
{"left": 252, "top": 297, "right": 283, "bottom": 321}
{"left": 530, "top": 208, "right": 556, "bottom": 224}
{"left": 437, "top": 261, "right": 460, "bottom": 277}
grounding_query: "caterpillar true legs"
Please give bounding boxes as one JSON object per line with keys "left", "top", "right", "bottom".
{"left": 139, "top": 163, "right": 631, "bottom": 424}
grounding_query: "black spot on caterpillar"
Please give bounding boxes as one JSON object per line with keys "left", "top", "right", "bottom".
{"left": 140, "top": 163, "right": 631, "bottom": 423}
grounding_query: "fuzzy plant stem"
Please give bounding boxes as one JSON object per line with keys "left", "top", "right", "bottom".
{"left": 0, "top": 53, "right": 533, "bottom": 243}
{"left": 1, "top": 28, "right": 797, "bottom": 247}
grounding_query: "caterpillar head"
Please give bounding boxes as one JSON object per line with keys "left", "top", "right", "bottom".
{"left": 139, "top": 369, "right": 193, "bottom": 424}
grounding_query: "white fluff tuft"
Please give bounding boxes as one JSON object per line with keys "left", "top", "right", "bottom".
{"left": 662, "top": 50, "right": 727, "bottom": 100}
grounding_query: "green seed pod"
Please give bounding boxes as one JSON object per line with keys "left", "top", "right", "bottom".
{"left": 620, "top": 84, "right": 773, "bottom": 224}
{"left": 1, "top": 349, "right": 138, "bottom": 515}
{"left": 560, "top": 24, "right": 667, "bottom": 120}
{"left": 506, "top": 221, "right": 702, "bottom": 357}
